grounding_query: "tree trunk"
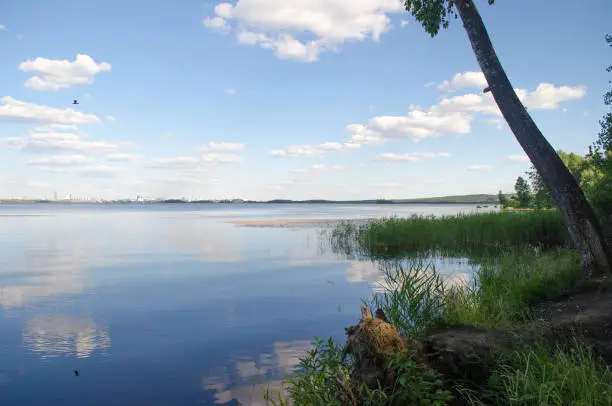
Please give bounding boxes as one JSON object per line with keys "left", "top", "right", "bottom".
{"left": 453, "top": 0, "right": 612, "bottom": 277}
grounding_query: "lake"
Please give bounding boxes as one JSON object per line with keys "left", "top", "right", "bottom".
{"left": 0, "top": 203, "right": 489, "bottom": 406}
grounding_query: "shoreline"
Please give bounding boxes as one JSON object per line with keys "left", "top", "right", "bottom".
{"left": 227, "top": 218, "right": 373, "bottom": 227}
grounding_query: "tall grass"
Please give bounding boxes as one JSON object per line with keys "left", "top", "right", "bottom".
{"left": 328, "top": 211, "right": 568, "bottom": 259}
{"left": 444, "top": 250, "right": 582, "bottom": 328}
{"left": 493, "top": 341, "right": 612, "bottom": 405}
{"left": 284, "top": 212, "right": 611, "bottom": 405}
{"left": 285, "top": 249, "right": 588, "bottom": 405}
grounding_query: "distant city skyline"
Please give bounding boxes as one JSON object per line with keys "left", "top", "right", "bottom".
{"left": 1, "top": 0, "right": 610, "bottom": 200}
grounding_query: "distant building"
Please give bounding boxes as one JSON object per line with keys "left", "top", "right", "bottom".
{"left": 53, "top": 191, "right": 58, "bottom": 201}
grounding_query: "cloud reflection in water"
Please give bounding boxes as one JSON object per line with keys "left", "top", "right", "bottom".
{"left": 22, "top": 316, "right": 111, "bottom": 359}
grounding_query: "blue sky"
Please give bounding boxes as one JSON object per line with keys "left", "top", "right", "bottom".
{"left": 0, "top": 0, "right": 610, "bottom": 200}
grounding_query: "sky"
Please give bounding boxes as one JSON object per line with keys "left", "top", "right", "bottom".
{"left": 0, "top": 0, "right": 610, "bottom": 201}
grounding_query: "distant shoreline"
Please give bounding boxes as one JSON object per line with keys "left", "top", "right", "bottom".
{"left": 0, "top": 194, "right": 500, "bottom": 206}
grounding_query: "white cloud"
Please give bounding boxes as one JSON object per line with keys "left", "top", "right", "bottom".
{"left": 106, "top": 153, "right": 142, "bottom": 162}
{"left": 424, "top": 81, "right": 436, "bottom": 88}
{"left": 224, "top": 88, "right": 236, "bottom": 95}
{"left": 346, "top": 82, "right": 586, "bottom": 146}
{"left": 77, "top": 165, "right": 121, "bottom": 177}
{"left": 0, "top": 97, "right": 101, "bottom": 126}
{"left": 149, "top": 153, "right": 242, "bottom": 170}
{"left": 506, "top": 154, "right": 529, "bottom": 163}
{"left": 521, "top": 83, "right": 585, "bottom": 109}
{"left": 19, "top": 54, "right": 111, "bottom": 91}
{"left": 346, "top": 107, "right": 472, "bottom": 145}
{"left": 0, "top": 137, "right": 26, "bottom": 148}
{"left": 203, "top": 16, "right": 229, "bottom": 30}
{"left": 105, "top": 116, "right": 116, "bottom": 122}
{"left": 485, "top": 117, "right": 505, "bottom": 129}
{"left": 0, "top": 24, "right": 6, "bottom": 31}
{"left": 205, "top": 142, "right": 245, "bottom": 152}
{"left": 293, "top": 164, "right": 345, "bottom": 173}
{"left": 11, "top": 129, "right": 119, "bottom": 154}
{"left": 27, "top": 154, "right": 93, "bottom": 166}
{"left": 400, "top": 20, "right": 409, "bottom": 27}
{"left": 204, "top": 0, "right": 404, "bottom": 61}
{"left": 271, "top": 142, "right": 344, "bottom": 157}
{"left": 438, "top": 71, "right": 487, "bottom": 91}
{"left": 467, "top": 164, "right": 493, "bottom": 171}
{"left": 376, "top": 152, "right": 450, "bottom": 162}
{"left": 149, "top": 156, "right": 201, "bottom": 170}
{"left": 202, "top": 153, "right": 242, "bottom": 163}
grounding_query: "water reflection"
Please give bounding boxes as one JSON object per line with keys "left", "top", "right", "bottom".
{"left": 202, "top": 340, "right": 313, "bottom": 405}
{"left": 345, "top": 257, "right": 477, "bottom": 293}
{"left": 22, "top": 316, "right": 111, "bottom": 359}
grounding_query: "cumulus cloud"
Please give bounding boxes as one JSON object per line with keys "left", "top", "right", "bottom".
{"left": 506, "top": 154, "right": 529, "bottom": 163}
{"left": 27, "top": 154, "right": 93, "bottom": 166}
{"left": 19, "top": 54, "right": 111, "bottom": 91}
{"left": 438, "top": 71, "right": 487, "bottom": 91}
{"left": 106, "top": 153, "right": 142, "bottom": 162}
{"left": 0, "top": 97, "right": 100, "bottom": 126}
{"left": 292, "top": 164, "right": 345, "bottom": 173}
{"left": 203, "top": 16, "right": 229, "bottom": 30}
{"left": 205, "top": 142, "right": 245, "bottom": 152}
{"left": 0, "top": 137, "right": 25, "bottom": 148}
{"left": 521, "top": 83, "right": 586, "bottom": 109}
{"left": 149, "top": 156, "right": 201, "bottom": 170}
{"left": 345, "top": 81, "right": 586, "bottom": 145}
{"left": 467, "top": 164, "right": 493, "bottom": 171}
{"left": 4, "top": 129, "right": 119, "bottom": 154}
{"left": 202, "top": 153, "right": 242, "bottom": 163}
{"left": 203, "top": 0, "right": 403, "bottom": 61}
{"left": 271, "top": 142, "right": 345, "bottom": 157}
{"left": 375, "top": 152, "right": 450, "bottom": 162}
{"left": 149, "top": 153, "right": 242, "bottom": 170}
{"left": 346, "top": 107, "right": 472, "bottom": 145}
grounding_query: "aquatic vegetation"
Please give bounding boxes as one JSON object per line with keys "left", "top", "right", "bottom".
{"left": 327, "top": 211, "right": 568, "bottom": 259}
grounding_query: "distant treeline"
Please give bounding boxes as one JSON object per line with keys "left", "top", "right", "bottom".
{"left": 160, "top": 194, "right": 499, "bottom": 205}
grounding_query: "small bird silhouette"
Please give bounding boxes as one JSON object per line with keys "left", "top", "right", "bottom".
{"left": 72, "top": 99, "right": 79, "bottom": 105}
{"left": 74, "top": 369, "right": 79, "bottom": 377}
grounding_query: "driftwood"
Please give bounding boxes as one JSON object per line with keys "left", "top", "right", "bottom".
{"left": 345, "top": 283, "right": 612, "bottom": 390}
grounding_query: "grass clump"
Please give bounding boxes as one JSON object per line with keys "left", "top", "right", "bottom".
{"left": 328, "top": 210, "right": 567, "bottom": 259}
{"left": 485, "top": 341, "right": 612, "bottom": 405}
{"left": 284, "top": 337, "right": 453, "bottom": 406}
{"left": 444, "top": 250, "right": 582, "bottom": 328}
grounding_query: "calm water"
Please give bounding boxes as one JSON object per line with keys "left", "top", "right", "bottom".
{"left": 0, "top": 203, "right": 488, "bottom": 406}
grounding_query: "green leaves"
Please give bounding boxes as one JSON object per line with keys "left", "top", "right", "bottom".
{"left": 403, "top": 0, "right": 456, "bottom": 37}
{"left": 403, "top": 0, "right": 496, "bottom": 37}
